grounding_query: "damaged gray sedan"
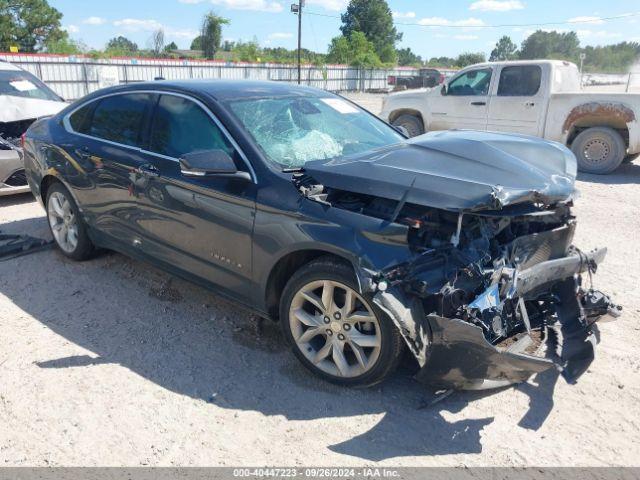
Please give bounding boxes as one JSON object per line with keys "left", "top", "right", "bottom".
{"left": 23, "top": 81, "right": 620, "bottom": 390}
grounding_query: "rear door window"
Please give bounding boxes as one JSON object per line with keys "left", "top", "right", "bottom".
{"left": 88, "top": 93, "right": 152, "bottom": 147}
{"left": 68, "top": 103, "right": 94, "bottom": 134}
{"left": 149, "top": 94, "right": 234, "bottom": 159}
{"left": 497, "top": 65, "right": 542, "bottom": 96}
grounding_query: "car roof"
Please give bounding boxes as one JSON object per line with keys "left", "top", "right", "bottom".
{"left": 461, "top": 59, "right": 576, "bottom": 70}
{"left": 98, "top": 79, "right": 332, "bottom": 101}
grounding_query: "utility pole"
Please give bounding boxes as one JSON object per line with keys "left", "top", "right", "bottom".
{"left": 291, "top": 1, "right": 304, "bottom": 84}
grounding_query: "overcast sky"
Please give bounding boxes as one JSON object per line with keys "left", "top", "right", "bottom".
{"left": 54, "top": 0, "right": 640, "bottom": 57}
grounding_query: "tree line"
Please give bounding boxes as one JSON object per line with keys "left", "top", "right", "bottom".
{"left": 1, "top": 0, "right": 638, "bottom": 72}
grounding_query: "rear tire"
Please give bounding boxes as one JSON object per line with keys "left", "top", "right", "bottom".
{"left": 392, "top": 114, "right": 424, "bottom": 138}
{"left": 46, "top": 183, "right": 95, "bottom": 261}
{"left": 280, "top": 257, "right": 403, "bottom": 387}
{"left": 571, "top": 127, "right": 625, "bottom": 174}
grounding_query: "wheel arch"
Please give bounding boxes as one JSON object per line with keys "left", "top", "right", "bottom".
{"left": 563, "top": 102, "right": 633, "bottom": 149}
{"left": 40, "top": 174, "right": 62, "bottom": 204}
{"left": 388, "top": 108, "right": 424, "bottom": 126}
{"left": 263, "top": 248, "right": 358, "bottom": 321}
{"left": 39, "top": 174, "right": 87, "bottom": 217}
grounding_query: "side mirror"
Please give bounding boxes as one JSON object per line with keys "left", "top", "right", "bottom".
{"left": 394, "top": 125, "right": 409, "bottom": 137}
{"left": 440, "top": 84, "right": 447, "bottom": 96}
{"left": 179, "top": 149, "right": 251, "bottom": 181}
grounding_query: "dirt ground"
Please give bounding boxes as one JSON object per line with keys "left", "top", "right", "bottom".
{"left": 1, "top": 95, "right": 640, "bottom": 467}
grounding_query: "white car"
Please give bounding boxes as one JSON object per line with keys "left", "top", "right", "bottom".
{"left": 0, "top": 61, "right": 67, "bottom": 196}
{"left": 381, "top": 60, "right": 640, "bottom": 174}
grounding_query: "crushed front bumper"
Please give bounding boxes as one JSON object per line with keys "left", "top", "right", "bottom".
{"left": 375, "top": 247, "right": 621, "bottom": 390}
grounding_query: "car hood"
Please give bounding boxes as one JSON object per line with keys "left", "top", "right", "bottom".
{"left": 0, "top": 96, "right": 67, "bottom": 123}
{"left": 303, "top": 130, "right": 578, "bottom": 212}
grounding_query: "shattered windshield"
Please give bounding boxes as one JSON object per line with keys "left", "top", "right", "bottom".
{"left": 0, "top": 70, "right": 62, "bottom": 102}
{"left": 226, "top": 95, "right": 404, "bottom": 169}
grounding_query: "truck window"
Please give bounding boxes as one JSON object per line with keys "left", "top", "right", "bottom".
{"left": 447, "top": 69, "right": 492, "bottom": 96}
{"left": 497, "top": 66, "right": 542, "bottom": 96}
{"left": 552, "top": 64, "right": 581, "bottom": 92}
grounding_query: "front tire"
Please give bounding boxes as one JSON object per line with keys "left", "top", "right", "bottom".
{"left": 571, "top": 127, "right": 626, "bottom": 174}
{"left": 280, "top": 258, "right": 403, "bottom": 387}
{"left": 624, "top": 153, "right": 639, "bottom": 164}
{"left": 392, "top": 114, "right": 424, "bottom": 138}
{"left": 46, "top": 183, "right": 95, "bottom": 261}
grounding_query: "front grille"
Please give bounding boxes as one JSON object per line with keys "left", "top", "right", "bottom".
{"left": 4, "top": 169, "right": 27, "bottom": 187}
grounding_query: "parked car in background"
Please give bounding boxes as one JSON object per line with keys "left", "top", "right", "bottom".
{"left": 388, "top": 68, "right": 445, "bottom": 91}
{"left": 381, "top": 60, "right": 640, "bottom": 174}
{"left": 0, "top": 61, "right": 67, "bottom": 196}
{"left": 23, "top": 80, "right": 618, "bottom": 390}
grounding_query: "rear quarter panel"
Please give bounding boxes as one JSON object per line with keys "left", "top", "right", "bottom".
{"left": 545, "top": 93, "right": 640, "bottom": 153}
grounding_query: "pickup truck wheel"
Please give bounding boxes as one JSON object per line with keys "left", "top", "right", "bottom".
{"left": 571, "top": 127, "right": 626, "bottom": 174}
{"left": 392, "top": 114, "right": 424, "bottom": 138}
{"left": 280, "top": 258, "right": 403, "bottom": 387}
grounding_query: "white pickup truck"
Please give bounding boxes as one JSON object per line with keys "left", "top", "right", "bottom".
{"left": 381, "top": 60, "right": 640, "bottom": 174}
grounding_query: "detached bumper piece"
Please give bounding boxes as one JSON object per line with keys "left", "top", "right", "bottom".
{"left": 0, "top": 231, "right": 53, "bottom": 261}
{"left": 375, "top": 248, "right": 621, "bottom": 391}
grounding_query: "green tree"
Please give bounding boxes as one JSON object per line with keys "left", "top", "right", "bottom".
{"left": 519, "top": 30, "right": 580, "bottom": 61}
{"left": 106, "top": 36, "right": 138, "bottom": 54}
{"left": 44, "top": 36, "right": 83, "bottom": 54}
{"left": 232, "top": 39, "right": 260, "bottom": 62}
{"left": 581, "top": 42, "right": 640, "bottom": 72}
{"left": 378, "top": 43, "right": 397, "bottom": 64}
{"left": 0, "top": 0, "right": 67, "bottom": 52}
{"left": 165, "top": 41, "right": 178, "bottom": 52}
{"left": 427, "top": 56, "right": 455, "bottom": 67}
{"left": 190, "top": 36, "right": 203, "bottom": 50}
{"left": 490, "top": 36, "right": 518, "bottom": 61}
{"left": 340, "top": 0, "right": 401, "bottom": 62}
{"left": 200, "top": 11, "right": 229, "bottom": 59}
{"left": 455, "top": 52, "right": 486, "bottom": 67}
{"left": 326, "top": 35, "right": 350, "bottom": 64}
{"left": 397, "top": 47, "right": 422, "bottom": 66}
{"left": 327, "top": 31, "right": 382, "bottom": 68}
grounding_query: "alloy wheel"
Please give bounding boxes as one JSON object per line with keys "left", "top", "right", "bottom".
{"left": 289, "top": 280, "right": 381, "bottom": 378}
{"left": 47, "top": 191, "right": 79, "bottom": 254}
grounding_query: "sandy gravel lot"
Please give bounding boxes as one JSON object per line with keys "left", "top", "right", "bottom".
{"left": 1, "top": 96, "right": 639, "bottom": 467}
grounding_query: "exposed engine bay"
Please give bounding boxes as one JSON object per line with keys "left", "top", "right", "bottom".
{"left": 0, "top": 120, "right": 29, "bottom": 191}
{"left": 294, "top": 170, "right": 622, "bottom": 390}
{"left": 0, "top": 118, "right": 34, "bottom": 148}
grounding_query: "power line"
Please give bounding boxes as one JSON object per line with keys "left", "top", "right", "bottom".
{"left": 304, "top": 10, "right": 640, "bottom": 29}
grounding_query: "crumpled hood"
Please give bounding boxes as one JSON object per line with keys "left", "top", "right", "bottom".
{"left": 303, "top": 130, "right": 578, "bottom": 212}
{"left": 0, "top": 96, "right": 67, "bottom": 123}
